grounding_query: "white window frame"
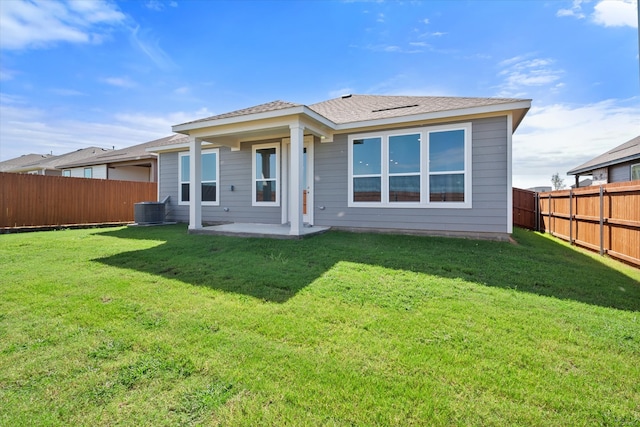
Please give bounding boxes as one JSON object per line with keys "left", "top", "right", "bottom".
{"left": 252, "top": 142, "right": 280, "bottom": 207}
{"left": 348, "top": 122, "right": 472, "bottom": 209}
{"left": 84, "top": 167, "right": 92, "bottom": 178}
{"left": 62, "top": 170, "right": 71, "bottom": 177}
{"left": 631, "top": 163, "right": 640, "bottom": 181}
{"left": 178, "top": 149, "right": 220, "bottom": 206}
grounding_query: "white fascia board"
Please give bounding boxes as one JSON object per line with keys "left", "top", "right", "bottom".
{"left": 172, "top": 105, "right": 309, "bottom": 133}
{"left": 333, "top": 100, "right": 532, "bottom": 131}
{"left": 146, "top": 141, "right": 215, "bottom": 153}
{"left": 301, "top": 106, "right": 336, "bottom": 129}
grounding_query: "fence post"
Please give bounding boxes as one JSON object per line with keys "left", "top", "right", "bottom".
{"left": 533, "top": 191, "right": 540, "bottom": 231}
{"left": 599, "top": 185, "right": 604, "bottom": 256}
{"left": 548, "top": 193, "right": 552, "bottom": 235}
{"left": 569, "top": 189, "right": 573, "bottom": 245}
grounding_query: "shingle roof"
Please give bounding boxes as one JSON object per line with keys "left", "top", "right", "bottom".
{"left": 178, "top": 100, "right": 302, "bottom": 126}
{"left": 567, "top": 135, "right": 640, "bottom": 175}
{"left": 174, "top": 95, "right": 529, "bottom": 130}
{"left": 308, "top": 94, "right": 529, "bottom": 124}
{"left": 0, "top": 153, "right": 53, "bottom": 172}
{"left": 7, "top": 147, "right": 107, "bottom": 172}
{"left": 58, "top": 134, "right": 188, "bottom": 168}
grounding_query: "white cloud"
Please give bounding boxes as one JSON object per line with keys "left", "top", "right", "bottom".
{"left": 512, "top": 98, "right": 640, "bottom": 189}
{"left": 50, "top": 88, "right": 85, "bottom": 96}
{"left": 0, "top": 99, "right": 214, "bottom": 160}
{"left": 496, "top": 56, "right": 564, "bottom": 97}
{"left": 101, "top": 76, "right": 136, "bottom": 88}
{"left": 174, "top": 86, "right": 190, "bottom": 95}
{"left": 0, "top": 68, "right": 16, "bottom": 81}
{"left": 129, "top": 25, "right": 176, "bottom": 70}
{"left": 0, "top": 0, "right": 125, "bottom": 50}
{"left": 593, "top": 0, "right": 638, "bottom": 28}
{"left": 422, "top": 18, "right": 429, "bottom": 24}
{"left": 557, "top": 0, "right": 586, "bottom": 19}
{"left": 557, "top": 0, "right": 638, "bottom": 28}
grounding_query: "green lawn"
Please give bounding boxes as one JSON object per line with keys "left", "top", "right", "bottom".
{"left": 1, "top": 225, "right": 639, "bottom": 426}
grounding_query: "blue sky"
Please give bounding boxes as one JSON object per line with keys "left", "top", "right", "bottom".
{"left": 0, "top": 0, "right": 638, "bottom": 189}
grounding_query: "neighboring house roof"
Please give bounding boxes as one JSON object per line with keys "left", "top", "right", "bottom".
{"left": 0, "top": 153, "right": 54, "bottom": 172}
{"left": 567, "top": 135, "right": 640, "bottom": 175}
{"left": 58, "top": 135, "right": 185, "bottom": 168}
{"left": 7, "top": 147, "right": 108, "bottom": 173}
{"left": 173, "top": 94, "right": 531, "bottom": 133}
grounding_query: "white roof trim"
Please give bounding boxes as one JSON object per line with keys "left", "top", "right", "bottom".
{"left": 172, "top": 105, "right": 309, "bottom": 133}
{"left": 332, "top": 100, "right": 532, "bottom": 131}
{"left": 146, "top": 141, "right": 216, "bottom": 153}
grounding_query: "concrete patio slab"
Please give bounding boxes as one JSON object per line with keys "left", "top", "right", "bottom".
{"left": 188, "top": 223, "right": 330, "bottom": 239}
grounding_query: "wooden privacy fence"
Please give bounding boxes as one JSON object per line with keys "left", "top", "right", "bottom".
{"left": 513, "top": 187, "right": 538, "bottom": 230}
{"left": 513, "top": 182, "right": 640, "bottom": 267}
{"left": 0, "top": 172, "right": 157, "bottom": 230}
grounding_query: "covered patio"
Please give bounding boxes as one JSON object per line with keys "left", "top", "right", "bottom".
{"left": 173, "top": 101, "right": 335, "bottom": 237}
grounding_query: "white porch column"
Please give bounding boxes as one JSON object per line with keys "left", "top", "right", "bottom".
{"left": 289, "top": 124, "right": 304, "bottom": 235}
{"left": 188, "top": 136, "right": 202, "bottom": 230}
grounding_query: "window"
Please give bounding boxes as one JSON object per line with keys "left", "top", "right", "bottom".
{"left": 352, "top": 137, "right": 381, "bottom": 202}
{"left": 84, "top": 168, "right": 92, "bottom": 178}
{"left": 632, "top": 164, "right": 640, "bottom": 181}
{"left": 62, "top": 170, "right": 71, "bottom": 177}
{"left": 179, "top": 149, "right": 219, "bottom": 205}
{"left": 428, "top": 129, "right": 465, "bottom": 202}
{"left": 348, "top": 123, "right": 471, "bottom": 208}
{"left": 253, "top": 143, "right": 279, "bottom": 206}
{"left": 389, "top": 133, "right": 421, "bottom": 202}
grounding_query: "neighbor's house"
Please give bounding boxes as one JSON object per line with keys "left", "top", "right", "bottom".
{"left": 57, "top": 135, "right": 183, "bottom": 182}
{"left": 149, "top": 94, "right": 531, "bottom": 239}
{"left": 0, "top": 148, "right": 106, "bottom": 176}
{"left": 567, "top": 135, "right": 640, "bottom": 187}
{"left": 0, "top": 154, "right": 54, "bottom": 173}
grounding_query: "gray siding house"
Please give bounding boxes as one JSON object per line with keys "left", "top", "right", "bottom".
{"left": 150, "top": 95, "right": 531, "bottom": 240}
{"left": 567, "top": 135, "right": 640, "bottom": 187}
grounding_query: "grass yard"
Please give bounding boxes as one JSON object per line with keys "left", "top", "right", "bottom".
{"left": 1, "top": 225, "right": 639, "bottom": 426}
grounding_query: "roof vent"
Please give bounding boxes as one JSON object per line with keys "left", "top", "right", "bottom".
{"left": 372, "top": 104, "right": 419, "bottom": 113}
{"left": 341, "top": 94, "right": 352, "bottom": 99}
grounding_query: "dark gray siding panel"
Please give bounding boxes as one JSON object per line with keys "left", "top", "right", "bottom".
{"left": 609, "top": 161, "right": 636, "bottom": 183}
{"left": 313, "top": 116, "right": 510, "bottom": 233}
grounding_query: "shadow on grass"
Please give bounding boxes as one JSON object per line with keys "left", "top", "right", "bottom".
{"left": 93, "top": 225, "right": 640, "bottom": 311}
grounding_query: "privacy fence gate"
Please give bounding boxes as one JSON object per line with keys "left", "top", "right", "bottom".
{"left": 513, "top": 182, "right": 640, "bottom": 267}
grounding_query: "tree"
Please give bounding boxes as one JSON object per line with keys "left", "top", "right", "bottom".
{"left": 551, "top": 172, "right": 565, "bottom": 190}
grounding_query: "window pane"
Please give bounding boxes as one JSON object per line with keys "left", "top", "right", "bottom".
{"left": 429, "top": 130, "right": 464, "bottom": 172}
{"left": 632, "top": 165, "right": 640, "bottom": 180}
{"left": 256, "top": 181, "right": 277, "bottom": 202}
{"left": 181, "top": 183, "right": 190, "bottom": 202}
{"left": 353, "top": 137, "right": 381, "bottom": 175}
{"left": 353, "top": 177, "right": 381, "bottom": 202}
{"left": 84, "top": 168, "right": 92, "bottom": 178}
{"left": 256, "top": 148, "right": 277, "bottom": 179}
{"left": 389, "top": 134, "right": 420, "bottom": 174}
{"left": 202, "top": 183, "right": 216, "bottom": 202}
{"left": 430, "top": 174, "right": 465, "bottom": 202}
{"left": 389, "top": 175, "right": 420, "bottom": 202}
{"left": 180, "top": 155, "right": 190, "bottom": 182}
{"left": 202, "top": 153, "right": 217, "bottom": 182}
